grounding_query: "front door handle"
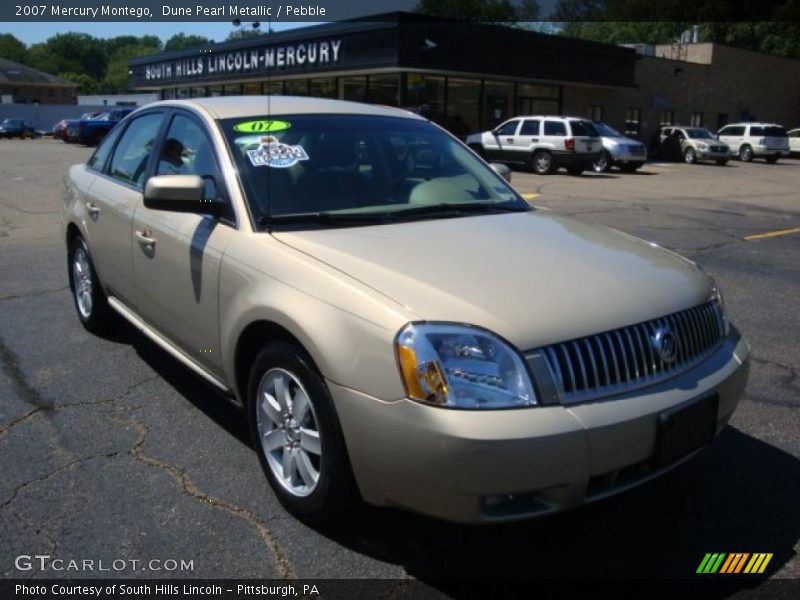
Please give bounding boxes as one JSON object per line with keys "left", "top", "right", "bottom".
{"left": 135, "top": 229, "right": 156, "bottom": 249}
{"left": 506, "top": 137, "right": 515, "bottom": 143}
{"left": 86, "top": 201, "right": 100, "bottom": 216}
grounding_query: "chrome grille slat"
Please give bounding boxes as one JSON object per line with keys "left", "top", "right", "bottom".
{"left": 528, "top": 301, "right": 725, "bottom": 404}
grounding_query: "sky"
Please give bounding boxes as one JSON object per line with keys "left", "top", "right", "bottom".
{"left": 1, "top": 22, "right": 314, "bottom": 45}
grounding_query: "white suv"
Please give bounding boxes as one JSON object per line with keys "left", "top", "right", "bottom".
{"left": 466, "top": 116, "right": 602, "bottom": 175}
{"left": 716, "top": 122, "right": 790, "bottom": 163}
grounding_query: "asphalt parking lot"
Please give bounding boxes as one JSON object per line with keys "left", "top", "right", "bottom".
{"left": 1, "top": 140, "right": 798, "bottom": 592}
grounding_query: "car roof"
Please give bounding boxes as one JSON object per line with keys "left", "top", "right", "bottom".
{"left": 142, "top": 96, "right": 427, "bottom": 121}
{"left": 507, "top": 115, "right": 589, "bottom": 121}
{"left": 723, "top": 122, "right": 783, "bottom": 127}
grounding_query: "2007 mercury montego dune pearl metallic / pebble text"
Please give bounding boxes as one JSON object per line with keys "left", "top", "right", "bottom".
{"left": 63, "top": 97, "right": 750, "bottom": 523}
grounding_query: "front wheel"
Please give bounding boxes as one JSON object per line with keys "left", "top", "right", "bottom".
{"left": 739, "top": 145, "right": 753, "bottom": 162}
{"left": 531, "top": 150, "right": 553, "bottom": 175}
{"left": 593, "top": 151, "right": 611, "bottom": 173}
{"left": 68, "top": 236, "right": 113, "bottom": 333}
{"left": 248, "top": 341, "right": 358, "bottom": 522}
{"left": 684, "top": 148, "right": 697, "bottom": 164}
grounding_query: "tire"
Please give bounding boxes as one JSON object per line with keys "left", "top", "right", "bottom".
{"left": 68, "top": 236, "right": 113, "bottom": 334}
{"left": 684, "top": 148, "right": 697, "bottom": 164}
{"left": 247, "top": 340, "right": 358, "bottom": 522}
{"left": 531, "top": 150, "right": 553, "bottom": 175}
{"left": 739, "top": 145, "right": 753, "bottom": 162}
{"left": 91, "top": 130, "right": 105, "bottom": 146}
{"left": 765, "top": 156, "right": 779, "bottom": 164}
{"left": 566, "top": 166, "right": 584, "bottom": 176}
{"left": 716, "top": 159, "right": 728, "bottom": 166}
{"left": 593, "top": 150, "right": 611, "bottom": 173}
{"left": 469, "top": 144, "right": 486, "bottom": 159}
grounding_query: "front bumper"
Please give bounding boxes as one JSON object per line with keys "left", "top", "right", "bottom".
{"left": 331, "top": 328, "right": 749, "bottom": 523}
{"left": 695, "top": 149, "right": 729, "bottom": 160}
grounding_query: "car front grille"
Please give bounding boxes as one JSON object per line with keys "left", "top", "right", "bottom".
{"left": 710, "top": 145, "right": 727, "bottom": 152}
{"left": 530, "top": 301, "right": 725, "bottom": 404}
{"left": 628, "top": 145, "right": 647, "bottom": 156}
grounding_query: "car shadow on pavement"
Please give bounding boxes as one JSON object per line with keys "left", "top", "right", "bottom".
{"left": 315, "top": 426, "right": 799, "bottom": 595}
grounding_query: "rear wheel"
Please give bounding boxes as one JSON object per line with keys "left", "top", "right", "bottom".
{"left": 684, "top": 148, "right": 697, "bottom": 164}
{"left": 592, "top": 150, "right": 611, "bottom": 173}
{"left": 739, "top": 145, "right": 753, "bottom": 162}
{"left": 248, "top": 341, "right": 358, "bottom": 522}
{"left": 531, "top": 150, "right": 553, "bottom": 175}
{"left": 68, "top": 236, "right": 113, "bottom": 333}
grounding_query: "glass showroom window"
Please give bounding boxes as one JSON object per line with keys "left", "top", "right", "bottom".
{"left": 406, "top": 74, "right": 445, "bottom": 127}
{"left": 243, "top": 83, "right": 261, "bottom": 95}
{"left": 625, "top": 107, "right": 641, "bottom": 137}
{"left": 285, "top": 79, "right": 310, "bottom": 96}
{"left": 310, "top": 78, "right": 338, "bottom": 99}
{"left": 263, "top": 80, "right": 285, "bottom": 95}
{"left": 483, "top": 80, "right": 514, "bottom": 130}
{"left": 340, "top": 76, "right": 367, "bottom": 102}
{"left": 368, "top": 74, "right": 401, "bottom": 106}
{"left": 690, "top": 112, "right": 703, "bottom": 127}
{"left": 660, "top": 109, "right": 675, "bottom": 125}
{"left": 588, "top": 105, "right": 603, "bottom": 121}
{"left": 446, "top": 78, "right": 481, "bottom": 137}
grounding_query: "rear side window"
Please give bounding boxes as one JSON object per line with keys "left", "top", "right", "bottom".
{"left": 763, "top": 126, "right": 787, "bottom": 137}
{"left": 750, "top": 126, "right": 763, "bottom": 136}
{"left": 87, "top": 124, "right": 123, "bottom": 172}
{"left": 520, "top": 120, "right": 540, "bottom": 136}
{"left": 720, "top": 126, "right": 745, "bottom": 136}
{"left": 569, "top": 120, "right": 597, "bottom": 137}
{"left": 544, "top": 121, "right": 566, "bottom": 136}
{"left": 108, "top": 112, "right": 164, "bottom": 189}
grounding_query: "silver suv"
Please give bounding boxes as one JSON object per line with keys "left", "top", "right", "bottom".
{"left": 466, "top": 116, "right": 602, "bottom": 175}
{"left": 717, "top": 122, "right": 790, "bottom": 163}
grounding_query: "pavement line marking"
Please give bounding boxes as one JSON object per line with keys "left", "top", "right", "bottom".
{"left": 520, "top": 193, "right": 539, "bottom": 201}
{"left": 743, "top": 226, "right": 800, "bottom": 241}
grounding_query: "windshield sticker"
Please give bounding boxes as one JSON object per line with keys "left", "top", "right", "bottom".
{"left": 233, "top": 120, "right": 291, "bottom": 133}
{"left": 247, "top": 136, "right": 309, "bottom": 168}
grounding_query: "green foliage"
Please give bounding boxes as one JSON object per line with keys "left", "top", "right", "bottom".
{"left": 414, "top": 0, "right": 519, "bottom": 22}
{"left": 59, "top": 71, "right": 101, "bottom": 94}
{"left": 0, "top": 33, "right": 27, "bottom": 63}
{"left": 103, "top": 42, "right": 161, "bottom": 93}
{"left": 165, "top": 33, "right": 213, "bottom": 51}
{"left": 227, "top": 29, "right": 267, "bottom": 40}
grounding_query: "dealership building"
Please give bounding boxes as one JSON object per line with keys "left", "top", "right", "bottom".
{"left": 129, "top": 13, "right": 800, "bottom": 140}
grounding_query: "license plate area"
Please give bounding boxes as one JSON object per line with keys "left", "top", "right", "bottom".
{"left": 655, "top": 394, "right": 718, "bottom": 466}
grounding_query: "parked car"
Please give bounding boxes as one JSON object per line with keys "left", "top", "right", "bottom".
{"left": 717, "top": 122, "right": 790, "bottom": 163}
{"left": 60, "top": 112, "right": 104, "bottom": 143}
{"left": 73, "top": 108, "right": 135, "bottom": 146}
{"left": 64, "top": 97, "right": 749, "bottom": 523}
{"left": 787, "top": 128, "right": 800, "bottom": 156}
{"left": 0, "top": 118, "right": 36, "bottom": 139}
{"left": 466, "top": 116, "right": 602, "bottom": 175}
{"left": 657, "top": 126, "right": 730, "bottom": 165}
{"left": 590, "top": 121, "right": 647, "bottom": 172}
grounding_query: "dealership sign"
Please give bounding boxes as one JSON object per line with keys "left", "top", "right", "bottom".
{"left": 140, "top": 39, "right": 343, "bottom": 83}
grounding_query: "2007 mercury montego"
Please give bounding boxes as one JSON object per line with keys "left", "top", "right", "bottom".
{"left": 63, "top": 97, "right": 749, "bottom": 523}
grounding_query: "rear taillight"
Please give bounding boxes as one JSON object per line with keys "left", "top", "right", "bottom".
{"left": 565, "top": 138, "right": 575, "bottom": 151}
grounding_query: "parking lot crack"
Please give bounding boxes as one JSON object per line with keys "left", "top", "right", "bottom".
{"left": 0, "top": 285, "right": 69, "bottom": 302}
{"left": 110, "top": 409, "right": 296, "bottom": 578}
{"left": 0, "top": 451, "right": 121, "bottom": 511}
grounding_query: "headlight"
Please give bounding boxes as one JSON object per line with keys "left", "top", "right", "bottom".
{"left": 710, "top": 284, "right": 730, "bottom": 335}
{"left": 395, "top": 323, "right": 536, "bottom": 409}
{"left": 697, "top": 143, "right": 709, "bottom": 150}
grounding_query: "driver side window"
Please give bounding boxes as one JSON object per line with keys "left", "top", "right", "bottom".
{"left": 495, "top": 120, "right": 520, "bottom": 136}
{"left": 108, "top": 113, "right": 163, "bottom": 190}
{"left": 156, "top": 114, "right": 221, "bottom": 203}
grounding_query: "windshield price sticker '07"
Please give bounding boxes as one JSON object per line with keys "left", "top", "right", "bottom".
{"left": 247, "top": 136, "right": 309, "bottom": 168}
{"left": 234, "top": 120, "right": 291, "bottom": 133}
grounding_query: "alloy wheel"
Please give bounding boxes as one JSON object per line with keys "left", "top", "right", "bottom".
{"left": 256, "top": 368, "right": 322, "bottom": 497}
{"left": 72, "top": 246, "right": 94, "bottom": 319}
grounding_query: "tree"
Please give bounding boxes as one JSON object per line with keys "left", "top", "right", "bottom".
{"left": 414, "top": 0, "right": 518, "bottom": 23}
{"left": 165, "top": 33, "right": 213, "bottom": 51}
{"left": 0, "top": 33, "right": 27, "bottom": 64}
{"left": 102, "top": 42, "right": 161, "bottom": 93}
{"left": 27, "top": 33, "right": 107, "bottom": 81}
{"left": 59, "top": 71, "right": 101, "bottom": 94}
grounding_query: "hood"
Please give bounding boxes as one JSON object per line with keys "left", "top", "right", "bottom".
{"left": 272, "top": 211, "right": 711, "bottom": 350}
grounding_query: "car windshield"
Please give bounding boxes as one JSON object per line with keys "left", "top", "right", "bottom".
{"left": 1, "top": 119, "right": 21, "bottom": 126}
{"left": 685, "top": 128, "right": 714, "bottom": 139}
{"left": 593, "top": 122, "right": 621, "bottom": 137}
{"left": 221, "top": 114, "right": 529, "bottom": 228}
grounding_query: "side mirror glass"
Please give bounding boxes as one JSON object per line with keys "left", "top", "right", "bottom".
{"left": 490, "top": 162, "right": 512, "bottom": 183}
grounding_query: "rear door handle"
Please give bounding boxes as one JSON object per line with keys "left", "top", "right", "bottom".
{"left": 86, "top": 201, "right": 100, "bottom": 216}
{"left": 135, "top": 229, "right": 156, "bottom": 249}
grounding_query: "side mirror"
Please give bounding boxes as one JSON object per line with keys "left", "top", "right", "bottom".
{"left": 490, "top": 162, "right": 512, "bottom": 183}
{"left": 144, "top": 175, "right": 224, "bottom": 217}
